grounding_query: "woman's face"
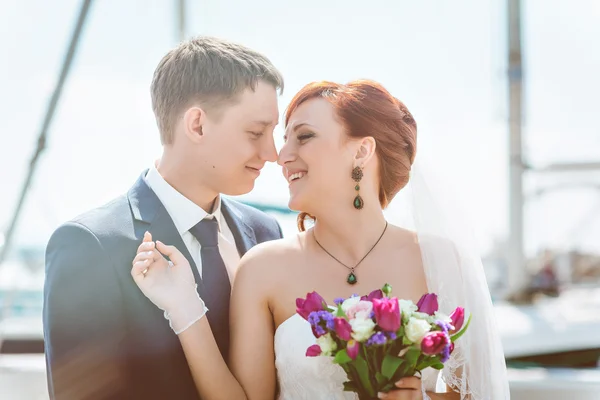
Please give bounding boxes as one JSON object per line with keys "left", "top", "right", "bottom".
{"left": 278, "top": 98, "right": 359, "bottom": 214}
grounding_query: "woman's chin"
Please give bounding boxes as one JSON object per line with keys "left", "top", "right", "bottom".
{"left": 287, "top": 196, "right": 307, "bottom": 213}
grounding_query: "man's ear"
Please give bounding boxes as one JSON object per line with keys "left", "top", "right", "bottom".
{"left": 182, "top": 106, "right": 206, "bottom": 143}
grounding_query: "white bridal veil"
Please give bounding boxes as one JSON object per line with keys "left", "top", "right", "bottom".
{"left": 384, "top": 154, "right": 511, "bottom": 400}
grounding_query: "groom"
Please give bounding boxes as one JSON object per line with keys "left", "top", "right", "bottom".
{"left": 43, "top": 36, "right": 284, "bottom": 399}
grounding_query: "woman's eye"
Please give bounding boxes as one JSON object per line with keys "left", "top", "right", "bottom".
{"left": 298, "top": 133, "right": 314, "bottom": 141}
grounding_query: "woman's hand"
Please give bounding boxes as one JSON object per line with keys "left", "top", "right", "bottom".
{"left": 378, "top": 377, "right": 422, "bottom": 399}
{"left": 131, "top": 232, "right": 207, "bottom": 333}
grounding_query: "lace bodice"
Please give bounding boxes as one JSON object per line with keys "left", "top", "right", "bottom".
{"left": 274, "top": 314, "right": 442, "bottom": 400}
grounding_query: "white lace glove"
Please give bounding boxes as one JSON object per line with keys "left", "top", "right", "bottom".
{"left": 131, "top": 232, "right": 208, "bottom": 334}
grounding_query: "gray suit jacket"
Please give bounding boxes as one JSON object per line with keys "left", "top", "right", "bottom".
{"left": 43, "top": 171, "right": 283, "bottom": 399}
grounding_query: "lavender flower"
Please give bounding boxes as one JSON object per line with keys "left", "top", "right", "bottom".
{"left": 308, "top": 310, "right": 335, "bottom": 337}
{"left": 366, "top": 332, "right": 388, "bottom": 346}
{"left": 435, "top": 320, "right": 452, "bottom": 333}
{"left": 334, "top": 297, "right": 345, "bottom": 306}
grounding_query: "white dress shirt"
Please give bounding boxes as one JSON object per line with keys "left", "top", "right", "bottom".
{"left": 144, "top": 166, "right": 241, "bottom": 283}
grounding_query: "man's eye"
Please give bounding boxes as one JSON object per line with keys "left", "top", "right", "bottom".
{"left": 249, "top": 131, "right": 263, "bottom": 137}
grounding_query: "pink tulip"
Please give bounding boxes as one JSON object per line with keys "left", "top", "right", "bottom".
{"left": 416, "top": 293, "right": 439, "bottom": 315}
{"left": 296, "top": 292, "right": 327, "bottom": 320}
{"left": 334, "top": 317, "right": 352, "bottom": 341}
{"left": 306, "top": 344, "right": 322, "bottom": 357}
{"left": 347, "top": 340, "right": 360, "bottom": 360}
{"left": 421, "top": 331, "right": 449, "bottom": 356}
{"left": 372, "top": 297, "right": 401, "bottom": 332}
{"left": 449, "top": 307, "right": 465, "bottom": 332}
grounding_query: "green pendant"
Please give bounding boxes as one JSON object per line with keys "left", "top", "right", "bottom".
{"left": 353, "top": 195, "right": 364, "bottom": 210}
{"left": 347, "top": 272, "right": 357, "bottom": 285}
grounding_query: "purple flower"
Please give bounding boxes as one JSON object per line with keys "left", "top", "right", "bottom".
{"left": 334, "top": 297, "right": 345, "bottom": 306}
{"left": 308, "top": 310, "right": 334, "bottom": 337}
{"left": 361, "top": 289, "right": 384, "bottom": 302}
{"left": 366, "top": 332, "right": 388, "bottom": 346}
{"left": 435, "top": 320, "right": 452, "bottom": 333}
{"left": 416, "top": 293, "right": 439, "bottom": 315}
{"left": 421, "top": 331, "right": 450, "bottom": 356}
{"left": 296, "top": 292, "right": 327, "bottom": 320}
{"left": 387, "top": 332, "right": 397, "bottom": 341}
{"left": 440, "top": 342, "right": 451, "bottom": 362}
{"left": 449, "top": 307, "right": 465, "bottom": 333}
{"left": 306, "top": 344, "right": 322, "bottom": 357}
{"left": 372, "top": 297, "right": 401, "bottom": 332}
{"left": 347, "top": 340, "right": 360, "bottom": 360}
{"left": 334, "top": 317, "right": 352, "bottom": 341}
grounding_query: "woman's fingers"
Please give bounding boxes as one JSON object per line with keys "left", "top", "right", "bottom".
{"left": 155, "top": 241, "right": 187, "bottom": 267}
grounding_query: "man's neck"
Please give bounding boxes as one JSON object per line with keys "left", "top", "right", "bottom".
{"left": 156, "top": 161, "right": 218, "bottom": 213}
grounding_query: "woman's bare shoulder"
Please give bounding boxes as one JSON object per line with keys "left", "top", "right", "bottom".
{"left": 234, "top": 233, "right": 307, "bottom": 282}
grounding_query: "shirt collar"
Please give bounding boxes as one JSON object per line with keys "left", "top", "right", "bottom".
{"left": 144, "top": 166, "right": 223, "bottom": 234}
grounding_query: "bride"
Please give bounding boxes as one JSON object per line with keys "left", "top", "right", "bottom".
{"left": 131, "top": 80, "right": 510, "bottom": 400}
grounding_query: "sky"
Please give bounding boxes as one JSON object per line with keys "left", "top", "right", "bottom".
{"left": 0, "top": 0, "right": 599, "bottom": 258}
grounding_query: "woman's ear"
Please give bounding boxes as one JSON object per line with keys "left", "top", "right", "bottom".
{"left": 354, "top": 136, "right": 377, "bottom": 168}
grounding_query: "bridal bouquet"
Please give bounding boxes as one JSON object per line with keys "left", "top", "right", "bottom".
{"left": 296, "top": 284, "right": 471, "bottom": 399}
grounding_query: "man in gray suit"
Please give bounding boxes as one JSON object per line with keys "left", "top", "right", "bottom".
{"left": 43, "top": 36, "right": 284, "bottom": 399}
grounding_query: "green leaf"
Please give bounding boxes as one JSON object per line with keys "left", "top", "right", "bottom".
{"left": 450, "top": 313, "right": 472, "bottom": 342}
{"left": 380, "top": 382, "right": 396, "bottom": 392}
{"left": 404, "top": 347, "right": 421, "bottom": 369}
{"left": 381, "top": 354, "right": 405, "bottom": 379}
{"left": 402, "top": 336, "right": 413, "bottom": 345}
{"left": 416, "top": 356, "right": 442, "bottom": 371}
{"left": 353, "top": 356, "right": 375, "bottom": 396}
{"left": 336, "top": 305, "right": 348, "bottom": 318}
{"left": 334, "top": 349, "right": 352, "bottom": 364}
{"left": 430, "top": 361, "right": 445, "bottom": 370}
{"left": 375, "top": 372, "right": 387, "bottom": 385}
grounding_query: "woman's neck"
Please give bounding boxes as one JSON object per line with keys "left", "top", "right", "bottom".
{"left": 311, "top": 203, "right": 387, "bottom": 265}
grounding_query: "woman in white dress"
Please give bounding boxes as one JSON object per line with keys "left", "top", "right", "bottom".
{"left": 131, "top": 80, "right": 510, "bottom": 400}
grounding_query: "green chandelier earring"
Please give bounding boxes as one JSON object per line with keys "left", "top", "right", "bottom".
{"left": 352, "top": 166, "right": 364, "bottom": 210}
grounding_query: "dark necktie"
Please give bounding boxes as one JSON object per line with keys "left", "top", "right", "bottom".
{"left": 188, "top": 217, "right": 231, "bottom": 359}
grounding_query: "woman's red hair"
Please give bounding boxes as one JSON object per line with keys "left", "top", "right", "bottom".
{"left": 285, "top": 80, "right": 417, "bottom": 231}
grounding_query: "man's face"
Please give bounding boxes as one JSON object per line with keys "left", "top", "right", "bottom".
{"left": 193, "top": 81, "right": 280, "bottom": 196}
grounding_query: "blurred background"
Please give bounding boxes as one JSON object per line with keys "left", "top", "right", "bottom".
{"left": 0, "top": 0, "right": 599, "bottom": 399}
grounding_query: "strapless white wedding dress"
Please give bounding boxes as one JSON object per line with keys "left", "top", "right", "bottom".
{"left": 274, "top": 314, "right": 443, "bottom": 400}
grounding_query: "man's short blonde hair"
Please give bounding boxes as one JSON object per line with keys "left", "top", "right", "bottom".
{"left": 150, "top": 36, "right": 284, "bottom": 144}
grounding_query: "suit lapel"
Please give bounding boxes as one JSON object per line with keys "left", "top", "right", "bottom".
{"left": 127, "top": 171, "right": 207, "bottom": 299}
{"left": 221, "top": 198, "right": 257, "bottom": 257}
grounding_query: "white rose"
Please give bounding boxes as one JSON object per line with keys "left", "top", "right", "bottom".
{"left": 350, "top": 316, "right": 376, "bottom": 342}
{"left": 405, "top": 317, "right": 431, "bottom": 344}
{"left": 412, "top": 311, "right": 435, "bottom": 323}
{"left": 316, "top": 333, "right": 337, "bottom": 356}
{"left": 341, "top": 296, "right": 361, "bottom": 312}
{"left": 399, "top": 299, "right": 418, "bottom": 321}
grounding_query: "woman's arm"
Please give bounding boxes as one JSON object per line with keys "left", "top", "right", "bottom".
{"left": 131, "top": 235, "right": 277, "bottom": 400}
{"left": 178, "top": 245, "right": 278, "bottom": 400}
